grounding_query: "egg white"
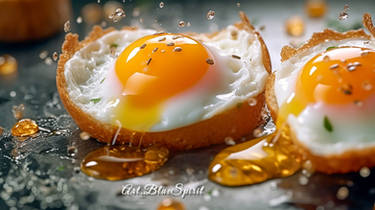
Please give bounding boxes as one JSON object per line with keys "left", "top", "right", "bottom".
{"left": 275, "top": 38, "right": 375, "bottom": 156}
{"left": 64, "top": 26, "right": 268, "bottom": 132}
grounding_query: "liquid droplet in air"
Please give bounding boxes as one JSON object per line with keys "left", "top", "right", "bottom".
{"left": 109, "top": 8, "right": 126, "bottom": 23}
{"left": 178, "top": 20, "right": 185, "bottom": 28}
{"left": 207, "top": 10, "right": 215, "bottom": 20}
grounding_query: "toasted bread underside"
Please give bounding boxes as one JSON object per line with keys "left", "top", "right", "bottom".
{"left": 265, "top": 13, "right": 375, "bottom": 173}
{"left": 57, "top": 12, "right": 271, "bottom": 150}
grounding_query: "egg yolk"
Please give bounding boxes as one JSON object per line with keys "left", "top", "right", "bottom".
{"left": 278, "top": 46, "right": 375, "bottom": 125}
{"left": 113, "top": 33, "right": 215, "bottom": 131}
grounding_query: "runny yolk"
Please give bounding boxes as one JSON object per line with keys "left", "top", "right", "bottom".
{"left": 208, "top": 46, "right": 375, "bottom": 187}
{"left": 114, "top": 33, "right": 215, "bottom": 131}
{"left": 278, "top": 46, "right": 375, "bottom": 125}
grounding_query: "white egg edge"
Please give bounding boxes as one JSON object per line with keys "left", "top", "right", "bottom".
{"left": 64, "top": 26, "right": 268, "bottom": 132}
{"left": 275, "top": 38, "right": 375, "bottom": 156}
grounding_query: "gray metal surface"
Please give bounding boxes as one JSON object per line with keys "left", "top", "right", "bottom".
{"left": 0, "top": 0, "right": 374, "bottom": 209}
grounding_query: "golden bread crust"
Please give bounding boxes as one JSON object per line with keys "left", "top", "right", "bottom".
{"left": 57, "top": 13, "right": 271, "bottom": 150}
{"left": 265, "top": 13, "right": 375, "bottom": 173}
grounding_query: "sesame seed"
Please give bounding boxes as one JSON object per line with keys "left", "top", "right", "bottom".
{"left": 166, "top": 42, "right": 175, "bottom": 46}
{"left": 140, "top": 43, "right": 147, "bottom": 49}
{"left": 232, "top": 55, "right": 241, "bottom": 59}
{"left": 341, "top": 84, "right": 353, "bottom": 95}
{"left": 173, "top": 47, "right": 182, "bottom": 52}
{"left": 206, "top": 58, "right": 214, "bottom": 65}
{"left": 161, "top": 49, "right": 166, "bottom": 53}
{"left": 172, "top": 35, "right": 182, "bottom": 40}
{"left": 152, "top": 47, "right": 158, "bottom": 53}
{"left": 158, "top": 37, "right": 166, "bottom": 42}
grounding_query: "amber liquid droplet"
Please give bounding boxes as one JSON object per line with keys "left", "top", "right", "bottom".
{"left": 11, "top": 119, "right": 39, "bottom": 137}
{"left": 0, "top": 55, "right": 17, "bottom": 76}
{"left": 208, "top": 126, "right": 303, "bottom": 186}
{"left": 305, "top": 0, "right": 327, "bottom": 18}
{"left": 81, "top": 145, "right": 169, "bottom": 181}
{"left": 285, "top": 16, "right": 305, "bottom": 37}
{"left": 157, "top": 198, "right": 185, "bottom": 210}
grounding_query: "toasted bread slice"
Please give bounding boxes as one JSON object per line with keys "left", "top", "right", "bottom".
{"left": 57, "top": 12, "right": 271, "bottom": 150}
{"left": 266, "top": 13, "right": 375, "bottom": 173}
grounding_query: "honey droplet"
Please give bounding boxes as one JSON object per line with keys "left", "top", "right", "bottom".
{"left": 157, "top": 198, "right": 185, "bottom": 210}
{"left": 305, "top": 0, "right": 327, "bottom": 18}
{"left": 285, "top": 16, "right": 305, "bottom": 37}
{"left": 0, "top": 55, "right": 17, "bottom": 76}
{"left": 81, "top": 145, "right": 169, "bottom": 181}
{"left": 11, "top": 119, "right": 39, "bottom": 137}
{"left": 208, "top": 127, "right": 303, "bottom": 186}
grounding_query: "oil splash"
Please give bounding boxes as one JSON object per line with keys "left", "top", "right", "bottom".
{"left": 81, "top": 145, "right": 169, "bottom": 181}
{"left": 208, "top": 126, "right": 303, "bottom": 186}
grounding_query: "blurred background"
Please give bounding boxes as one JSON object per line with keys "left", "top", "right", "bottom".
{"left": 0, "top": 0, "right": 375, "bottom": 210}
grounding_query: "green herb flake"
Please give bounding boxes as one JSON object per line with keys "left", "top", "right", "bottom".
{"left": 326, "top": 46, "right": 337, "bottom": 51}
{"left": 90, "top": 98, "right": 101, "bottom": 104}
{"left": 110, "top": 43, "right": 118, "bottom": 48}
{"left": 323, "top": 116, "right": 334, "bottom": 132}
{"left": 100, "top": 78, "right": 106, "bottom": 84}
{"left": 56, "top": 166, "right": 64, "bottom": 171}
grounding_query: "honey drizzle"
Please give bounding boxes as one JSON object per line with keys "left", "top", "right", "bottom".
{"left": 80, "top": 145, "right": 169, "bottom": 181}
{"left": 11, "top": 119, "right": 39, "bottom": 138}
{"left": 208, "top": 126, "right": 303, "bottom": 186}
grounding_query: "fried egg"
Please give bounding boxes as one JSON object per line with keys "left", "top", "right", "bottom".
{"left": 275, "top": 35, "right": 375, "bottom": 157}
{"left": 64, "top": 23, "right": 268, "bottom": 133}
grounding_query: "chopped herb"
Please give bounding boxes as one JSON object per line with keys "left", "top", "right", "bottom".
{"left": 90, "top": 98, "right": 101, "bottom": 104}
{"left": 323, "top": 116, "right": 333, "bottom": 132}
{"left": 110, "top": 43, "right": 118, "bottom": 48}
{"left": 56, "top": 165, "right": 64, "bottom": 171}
{"left": 326, "top": 46, "right": 337, "bottom": 51}
{"left": 100, "top": 78, "right": 105, "bottom": 84}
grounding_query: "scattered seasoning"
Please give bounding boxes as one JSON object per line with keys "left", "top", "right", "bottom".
{"left": 207, "top": 10, "right": 215, "bottom": 20}
{"left": 329, "top": 64, "right": 339, "bottom": 69}
{"left": 178, "top": 20, "right": 185, "bottom": 28}
{"left": 206, "top": 58, "right": 214, "bottom": 65}
{"left": 100, "top": 78, "right": 105, "bottom": 84}
{"left": 172, "top": 35, "right": 182, "bottom": 40}
{"left": 341, "top": 84, "right": 353, "bottom": 95}
{"left": 326, "top": 46, "right": 337, "bottom": 51}
{"left": 147, "top": 58, "right": 152, "bottom": 65}
{"left": 140, "top": 43, "right": 147, "bottom": 49}
{"left": 166, "top": 42, "right": 175, "bottom": 47}
{"left": 67, "top": 145, "right": 78, "bottom": 157}
{"left": 152, "top": 47, "right": 158, "bottom": 53}
{"left": 52, "top": 52, "right": 59, "bottom": 61}
{"left": 236, "top": 102, "right": 243, "bottom": 109}
{"left": 259, "top": 25, "right": 266, "bottom": 31}
{"left": 90, "top": 98, "right": 101, "bottom": 104}
{"left": 338, "top": 4, "right": 349, "bottom": 20}
{"left": 323, "top": 116, "right": 333, "bottom": 132}
{"left": 159, "top": 2, "right": 165, "bottom": 9}
{"left": 161, "top": 49, "right": 166, "bottom": 53}
{"left": 56, "top": 165, "right": 65, "bottom": 171}
{"left": 110, "top": 43, "right": 118, "bottom": 48}
{"left": 158, "top": 37, "right": 166, "bottom": 42}
{"left": 173, "top": 47, "right": 182, "bottom": 52}
{"left": 232, "top": 55, "right": 241, "bottom": 59}
{"left": 64, "top": 20, "right": 71, "bottom": 33}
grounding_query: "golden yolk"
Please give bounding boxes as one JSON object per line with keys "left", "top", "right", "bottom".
{"left": 278, "top": 46, "right": 375, "bottom": 126}
{"left": 113, "top": 33, "right": 215, "bottom": 131}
